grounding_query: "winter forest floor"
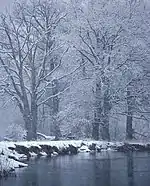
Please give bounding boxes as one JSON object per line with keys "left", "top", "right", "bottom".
{"left": 0, "top": 140, "right": 150, "bottom": 178}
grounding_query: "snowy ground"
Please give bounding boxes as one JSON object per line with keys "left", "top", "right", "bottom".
{"left": 0, "top": 140, "right": 150, "bottom": 178}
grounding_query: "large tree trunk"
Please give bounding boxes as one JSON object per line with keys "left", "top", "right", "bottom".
{"left": 92, "top": 79, "right": 102, "bottom": 140}
{"left": 23, "top": 106, "right": 38, "bottom": 141}
{"left": 126, "top": 83, "right": 134, "bottom": 140}
{"left": 101, "top": 115, "right": 110, "bottom": 141}
{"left": 23, "top": 111, "right": 32, "bottom": 141}
{"left": 99, "top": 75, "right": 111, "bottom": 141}
{"left": 24, "top": 60, "right": 38, "bottom": 141}
{"left": 92, "top": 113, "right": 100, "bottom": 140}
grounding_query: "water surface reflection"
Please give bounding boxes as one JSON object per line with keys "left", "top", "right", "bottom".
{"left": 1, "top": 152, "right": 150, "bottom": 186}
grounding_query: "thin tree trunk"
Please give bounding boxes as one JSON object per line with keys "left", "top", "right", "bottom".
{"left": 126, "top": 83, "right": 133, "bottom": 140}
{"left": 52, "top": 79, "right": 61, "bottom": 140}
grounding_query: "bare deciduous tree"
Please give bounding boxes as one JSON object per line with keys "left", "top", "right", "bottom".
{"left": 0, "top": 0, "right": 68, "bottom": 140}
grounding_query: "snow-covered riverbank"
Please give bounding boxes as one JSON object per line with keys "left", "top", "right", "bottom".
{"left": 0, "top": 140, "right": 150, "bottom": 178}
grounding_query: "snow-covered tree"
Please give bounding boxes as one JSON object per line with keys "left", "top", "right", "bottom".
{"left": 0, "top": 0, "right": 68, "bottom": 140}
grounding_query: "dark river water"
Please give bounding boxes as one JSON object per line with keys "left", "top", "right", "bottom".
{"left": 1, "top": 151, "right": 150, "bottom": 186}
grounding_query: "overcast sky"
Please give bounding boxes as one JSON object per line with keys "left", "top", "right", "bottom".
{"left": 0, "top": 0, "right": 14, "bottom": 12}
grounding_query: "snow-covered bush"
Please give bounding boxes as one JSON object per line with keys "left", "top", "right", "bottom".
{"left": 70, "top": 118, "right": 92, "bottom": 139}
{"left": 0, "top": 155, "right": 12, "bottom": 178}
{"left": 5, "top": 123, "right": 26, "bottom": 141}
